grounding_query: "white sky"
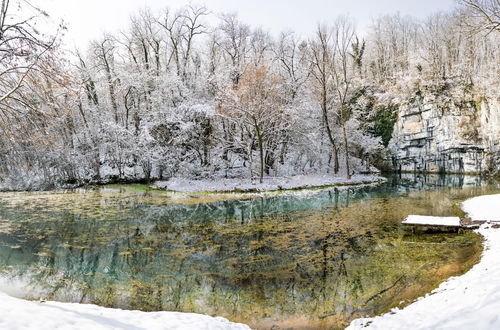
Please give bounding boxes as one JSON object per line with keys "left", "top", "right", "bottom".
{"left": 40, "top": 0, "right": 456, "bottom": 50}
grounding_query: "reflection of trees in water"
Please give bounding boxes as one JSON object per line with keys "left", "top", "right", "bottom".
{"left": 0, "top": 176, "right": 495, "bottom": 328}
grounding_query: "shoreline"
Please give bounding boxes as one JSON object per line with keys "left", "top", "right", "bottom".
{"left": 348, "top": 193, "right": 500, "bottom": 330}
{"left": 0, "top": 174, "right": 386, "bottom": 194}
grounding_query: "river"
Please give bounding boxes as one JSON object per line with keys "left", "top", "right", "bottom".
{"left": 0, "top": 174, "right": 498, "bottom": 329}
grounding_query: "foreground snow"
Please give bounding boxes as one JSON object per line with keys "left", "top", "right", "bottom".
{"left": 348, "top": 193, "right": 500, "bottom": 330}
{"left": 462, "top": 194, "right": 500, "bottom": 222}
{"left": 154, "top": 174, "right": 385, "bottom": 193}
{"left": 0, "top": 292, "right": 250, "bottom": 330}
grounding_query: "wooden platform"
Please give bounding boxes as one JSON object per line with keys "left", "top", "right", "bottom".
{"left": 402, "top": 215, "right": 463, "bottom": 233}
{"left": 403, "top": 215, "right": 461, "bottom": 227}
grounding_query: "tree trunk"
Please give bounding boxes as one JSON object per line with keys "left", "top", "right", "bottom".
{"left": 100, "top": 43, "right": 118, "bottom": 124}
{"left": 342, "top": 123, "right": 351, "bottom": 179}
{"left": 254, "top": 118, "right": 264, "bottom": 184}
{"left": 321, "top": 86, "right": 339, "bottom": 174}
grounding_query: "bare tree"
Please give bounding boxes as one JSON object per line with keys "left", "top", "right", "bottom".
{"left": 330, "top": 17, "right": 356, "bottom": 179}
{"left": 218, "top": 64, "right": 288, "bottom": 183}
{"left": 309, "top": 25, "right": 340, "bottom": 174}
{"left": 274, "top": 31, "right": 311, "bottom": 100}
{"left": 92, "top": 36, "right": 119, "bottom": 124}
{"left": 218, "top": 13, "right": 251, "bottom": 86}
{"left": 0, "top": 0, "right": 59, "bottom": 115}
{"left": 458, "top": 0, "right": 500, "bottom": 33}
{"left": 249, "top": 28, "right": 272, "bottom": 66}
{"left": 180, "top": 5, "right": 209, "bottom": 80}
{"left": 158, "top": 5, "right": 208, "bottom": 80}
{"left": 367, "top": 14, "right": 420, "bottom": 80}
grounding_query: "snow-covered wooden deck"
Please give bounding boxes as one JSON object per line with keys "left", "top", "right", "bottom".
{"left": 402, "top": 215, "right": 462, "bottom": 227}
{"left": 402, "top": 215, "right": 469, "bottom": 232}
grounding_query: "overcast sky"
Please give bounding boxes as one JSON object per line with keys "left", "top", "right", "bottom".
{"left": 41, "top": 0, "right": 456, "bottom": 50}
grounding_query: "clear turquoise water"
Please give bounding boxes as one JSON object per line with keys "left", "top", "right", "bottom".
{"left": 0, "top": 174, "right": 497, "bottom": 329}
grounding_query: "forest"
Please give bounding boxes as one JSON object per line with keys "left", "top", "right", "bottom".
{"left": 0, "top": 0, "right": 498, "bottom": 190}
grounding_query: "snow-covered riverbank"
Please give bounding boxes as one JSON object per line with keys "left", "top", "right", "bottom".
{"left": 154, "top": 174, "right": 385, "bottom": 193}
{"left": 348, "top": 193, "right": 500, "bottom": 330}
{"left": 0, "top": 292, "right": 250, "bottom": 330}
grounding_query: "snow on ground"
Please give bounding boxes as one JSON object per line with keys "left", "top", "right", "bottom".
{"left": 0, "top": 292, "right": 250, "bottom": 330}
{"left": 462, "top": 194, "right": 500, "bottom": 222}
{"left": 348, "top": 193, "right": 500, "bottom": 330}
{"left": 402, "top": 215, "right": 461, "bottom": 227}
{"left": 154, "top": 174, "right": 385, "bottom": 193}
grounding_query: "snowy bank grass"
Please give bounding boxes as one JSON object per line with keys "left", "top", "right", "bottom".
{"left": 153, "top": 174, "right": 386, "bottom": 194}
{"left": 348, "top": 193, "right": 500, "bottom": 330}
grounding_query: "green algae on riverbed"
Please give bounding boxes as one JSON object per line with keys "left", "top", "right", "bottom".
{"left": 0, "top": 175, "right": 496, "bottom": 329}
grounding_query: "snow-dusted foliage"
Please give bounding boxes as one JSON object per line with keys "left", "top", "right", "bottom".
{"left": 0, "top": 1, "right": 498, "bottom": 190}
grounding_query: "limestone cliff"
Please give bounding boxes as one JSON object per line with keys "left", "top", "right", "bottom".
{"left": 389, "top": 84, "right": 499, "bottom": 175}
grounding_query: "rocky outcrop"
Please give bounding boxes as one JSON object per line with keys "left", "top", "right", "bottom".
{"left": 389, "top": 84, "right": 499, "bottom": 175}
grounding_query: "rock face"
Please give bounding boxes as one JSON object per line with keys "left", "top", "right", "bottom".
{"left": 389, "top": 84, "right": 499, "bottom": 175}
